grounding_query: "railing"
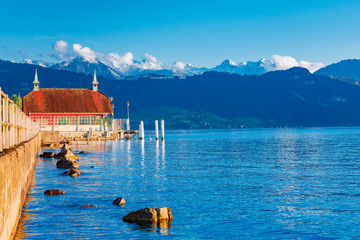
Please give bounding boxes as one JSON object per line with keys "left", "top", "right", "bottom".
{"left": 0, "top": 88, "right": 40, "bottom": 152}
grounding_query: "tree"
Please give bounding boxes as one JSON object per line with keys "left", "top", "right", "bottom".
{"left": 104, "top": 115, "right": 113, "bottom": 129}
{"left": 10, "top": 93, "right": 22, "bottom": 109}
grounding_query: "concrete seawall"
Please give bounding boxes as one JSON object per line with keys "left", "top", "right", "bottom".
{"left": 0, "top": 134, "right": 41, "bottom": 240}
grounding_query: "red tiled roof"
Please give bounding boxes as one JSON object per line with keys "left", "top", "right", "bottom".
{"left": 22, "top": 88, "right": 113, "bottom": 114}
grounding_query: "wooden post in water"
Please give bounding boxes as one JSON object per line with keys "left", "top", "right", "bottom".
{"left": 139, "top": 121, "right": 145, "bottom": 140}
{"left": 161, "top": 120, "right": 165, "bottom": 141}
{"left": 120, "top": 130, "right": 124, "bottom": 140}
{"left": 155, "top": 120, "right": 159, "bottom": 140}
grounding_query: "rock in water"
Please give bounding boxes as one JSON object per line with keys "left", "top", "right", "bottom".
{"left": 122, "top": 207, "right": 173, "bottom": 223}
{"left": 113, "top": 197, "right": 126, "bottom": 205}
{"left": 56, "top": 159, "right": 79, "bottom": 169}
{"left": 81, "top": 205, "right": 97, "bottom": 208}
{"left": 57, "top": 143, "right": 79, "bottom": 159}
{"left": 63, "top": 167, "right": 82, "bottom": 177}
{"left": 44, "top": 189, "right": 65, "bottom": 195}
{"left": 78, "top": 151, "right": 89, "bottom": 154}
{"left": 41, "top": 151, "right": 56, "bottom": 158}
{"left": 156, "top": 207, "right": 173, "bottom": 220}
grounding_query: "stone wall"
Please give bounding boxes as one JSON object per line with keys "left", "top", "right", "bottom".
{"left": 0, "top": 134, "right": 41, "bottom": 240}
{"left": 41, "top": 131, "right": 59, "bottom": 146}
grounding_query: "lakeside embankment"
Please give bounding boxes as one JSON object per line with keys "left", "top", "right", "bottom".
{"left": 0, "top": 134, "right": 40, "bottom": 240}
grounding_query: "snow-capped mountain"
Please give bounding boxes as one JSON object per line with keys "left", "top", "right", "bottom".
{"left": 210, "top": 59, "right": 276, "bottom": 75}
{"left": 19, "top": 55, "right": 325, "bottom": 79}
{"left": 50, "top": 57, "right": 122, "bottom": 79}
{"left": 21, "top": 59, "right": 54, "bottom": 68}
{"left": 125, "top": 61, "right": 207, "bottom": 77}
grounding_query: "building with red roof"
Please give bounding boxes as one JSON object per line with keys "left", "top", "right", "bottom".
{"left": 22, "top": 70, "right": 113, "bottom": 132}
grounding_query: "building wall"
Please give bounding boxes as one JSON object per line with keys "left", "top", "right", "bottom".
{"left": 0, "top": 134, "right": 41, "bottom": 240}
{"left": 41, "top": 124, "right": 102, "bottom": 132}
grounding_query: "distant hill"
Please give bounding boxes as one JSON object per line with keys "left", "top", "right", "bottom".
{"left": 2, "top": 59, "right": 360, "bottom": 129}
{"left": 315, "top": 59, "right": 360, "bottom": 81}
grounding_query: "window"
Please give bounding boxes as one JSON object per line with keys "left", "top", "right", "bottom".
{"left": 58, "top": 116, "right": 78, "bottom": 125}
{"left": 79, "top": 116, "right": 101, "bottom": 125}
{"left": 31, "top": 115, "right": 51, "bottom": 125}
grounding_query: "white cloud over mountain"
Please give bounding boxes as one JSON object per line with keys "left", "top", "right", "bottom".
{"left": 72, "top": 44, "right": 97, "bottom": 63}
{"left": 101, "top": 52, "right": 134, "bottom": 72}
{"left": 272, "top": 55, "right": 325, "bottom": 73}
{"left": 48, "top": 40, "right": 326, "bottom": 76}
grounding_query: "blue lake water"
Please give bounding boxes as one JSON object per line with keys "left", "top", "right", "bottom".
{"left": 15, "top": 128, "right": 360, "bottom": 239}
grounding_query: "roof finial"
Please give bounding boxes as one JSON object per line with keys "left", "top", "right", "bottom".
{"left": 33, "top": 68, "right": 40, "bottom": 91}
{"left": 92, "top": 70, "right": 99, "bottom": 91}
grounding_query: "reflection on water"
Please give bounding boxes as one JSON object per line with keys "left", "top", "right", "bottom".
{"left": 15, "top": 128, "right": 360, "bottom": 239}
{"left": 14, "top": 189, "right": 34, "bottom": 240}
{"left": 131, "top": 219, "right": 172, "bottom": 234}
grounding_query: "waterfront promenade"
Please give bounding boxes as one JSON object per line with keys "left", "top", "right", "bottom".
{"left": 0, "top": 88, "right": 40, "bottom": 240}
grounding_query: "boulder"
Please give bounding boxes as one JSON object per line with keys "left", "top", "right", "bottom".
{"left": 56, "top": 159, "right": 79, "bottom": 169}
{"left": 78, "top": 151, "right": 89, "bottom": 154}
{"left": 41, "top": 151, "right": 56, "bottom": 158}
{"left": 57, "top": 143, "right": 79, "bottom": 160}
{"left": 44, "top": 189, "right": 65, "bottom": 195}
{"left": 122, "top": 207, "right": 173, "bottom": 223}
{"left": 62, "top": 167, "right": 82, "bottom": 177}
{"left": 113, "top": 197, "right": 126, "bottom": 205}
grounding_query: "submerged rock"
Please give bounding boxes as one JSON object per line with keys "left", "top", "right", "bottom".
{"left": 62, "top": 167, "right": 82, "bottom": 177}
{"left": 56, "top": 159, "right": 79, "bottom": 169}
{"left": 113, "top": 197, "right": 126, "bottom": 205}
{"left": 81, "top": 204, "right": 97, "bottom": 208}
{"left": 44, "top": 189, "right": 65, "bottom": 195}
{"left": 122, "top": 207, "right": 173, "bottom": 223}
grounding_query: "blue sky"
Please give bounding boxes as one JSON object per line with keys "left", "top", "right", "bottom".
{"left": 1, "top": 0, "right": 360, "bottom": 67}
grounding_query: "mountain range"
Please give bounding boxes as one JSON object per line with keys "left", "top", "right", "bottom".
{"left": 20, "top": 56, "right": 360, "bottom": 84}
{"left": 2, "top": 59, "right": 360, "bottom": 129}
{"left": 18, "top": 56, "right": 323, "bottom": 79}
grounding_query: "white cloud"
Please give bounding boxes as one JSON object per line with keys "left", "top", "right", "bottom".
{"left": 51, "top": 40, "right": 71, "bottom": 60}
{"left": 171, "top": 61, "right": 187, "bottom": 75}
{"left": 72, "top": 43, "right": 97, "bottom": 63}
{"left": 272, "top": 55, "right": 299, "bottom": 70}
{"left": 135, "top": 53, "right": 163, "bottom": 70}
{"left": 298, "top": 60, "right": 326, "bottom": 73}
{"left": 173, "top": 61, "right": 186, "bottom": 70}
{"left": 272, "top": 55, "right": 325, "bottom": 73}
{"left": 54, "top": 40, "right": 68, "bottom": 54}
{"left": 101, "top": 52, "right": 134, "bottom": 72}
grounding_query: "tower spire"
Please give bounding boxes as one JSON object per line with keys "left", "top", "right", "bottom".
{"left": 92, "top": 70, "right": 99, "bottom": 91}
{"left": 33, "top": 69, "right": 40, "bottom": 91}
